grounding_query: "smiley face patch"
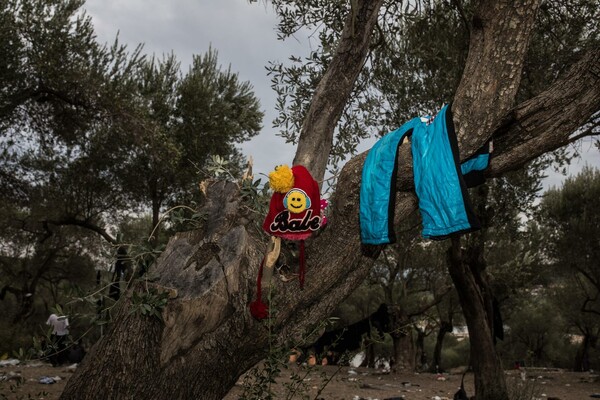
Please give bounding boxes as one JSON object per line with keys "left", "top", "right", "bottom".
{"left": 263, "top": 164, "right": 321, "bottom": 241}
{"left": 283, "top": 188, "right": 311, "bottom": 214}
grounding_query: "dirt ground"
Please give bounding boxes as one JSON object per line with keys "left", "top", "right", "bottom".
{"left": 1, "top": 360, "right": 599, "bottom": 399}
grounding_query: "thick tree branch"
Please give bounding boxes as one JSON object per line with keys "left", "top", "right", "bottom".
{"left": 488, "top": 48, "right": 600, "bottom": 175}
{"left": 293, "top": 0, "right": 385, "bottom": 182}
{"left": 453, "top": 0, "right": 542, "bottom": 157}
{"left": 46, "top": 217, "right": 117, "bottom": 244}
{"left": 0, "top": 285, "right": 21, "bottom": 300}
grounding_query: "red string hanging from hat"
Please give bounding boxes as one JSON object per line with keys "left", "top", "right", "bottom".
{"left": 249, "top": 257, "right": 268, "bottom": 320}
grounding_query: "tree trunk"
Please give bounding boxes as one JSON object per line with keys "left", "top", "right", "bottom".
{"left": 60, "top": 0, "right": 600, "bottom": 398}
{"left": 414, "top": 327, "right": 428, "bottom": 371}
{"left": 62, "top": 182, "right": 272, "bottom": 399}
{"left": 447, "top": 181, "right": 510, "bottom": 399}
{"left": 432, "top": 320, "right": 453, "bottom": 373}
{"left": 392, "top": 330, "right": 415, "bottom": 372}
{"left": 574, "top": 333, "right": 597, "bottom": 372}
{"left": 448, "top": 236, "right": 508, "bottom": 400}
{"left": 390, "top": 307, "right": 415, "bottom": 371}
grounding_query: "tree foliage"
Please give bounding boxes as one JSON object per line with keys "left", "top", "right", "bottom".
{"left": 1, "top": 0, "right": 263, "bottom": 232}
{"left": 118, "top": 50, "right": 263, "bottom": 230}
{"left": 540, "top": 166, "right": 600, "bottom": 316}
{"left": 268, "top": 0, "right": 599, "bottom": 172}
{"left": 0, "top": 0, "right": 264, "bottom": 337}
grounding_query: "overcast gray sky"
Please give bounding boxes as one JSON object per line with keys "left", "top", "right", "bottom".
{"left": 83, "top": 0, "right": 598, "bottom": 189}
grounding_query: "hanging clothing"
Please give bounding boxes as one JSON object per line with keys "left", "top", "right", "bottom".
{"left": 360, "top": 103, "right": 490, "bottom": 244}
{"left": 46, "top": 313, "right": 69, "bottom": 336}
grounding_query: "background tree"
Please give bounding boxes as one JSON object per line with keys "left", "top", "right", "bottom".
{"left": 506, "top": 298, "right": 567, "bottom": 367}
{"left": 0, "top": 216, "right": 97, "bottom": 353}
{"left": 121, "top": 50, "right": 263, "bottom": 240}
{"left": 549, "top": 280, "right": 600, "bottom": 371}
{"left": 540, "top": 167, "right": 600, "bottom": 317}
{"left": 538, "top": 166, "right": 600, "bottom": 370}
{"left": 1, "top": 0, "right": 263, "bottom": 245}
{"left": 0, "top": 0, "right": 143, "bottom": 244}
{"left": 0, "top": 0, "right": 135, "bottom": 346}
{"left": 372, "top": 226, "right": 452, "bottom": 371}
{"left": 430, "top": 288, "right": 462, "bottom": 372}
{"left": 0, "top": 0, "right": 264, "bottom": 353}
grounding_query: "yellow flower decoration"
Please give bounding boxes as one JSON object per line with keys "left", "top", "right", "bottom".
{"left": 269, "top": 164, "right": 295, "bottom": 193}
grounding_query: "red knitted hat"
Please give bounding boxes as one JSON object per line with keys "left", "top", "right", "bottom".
{"left": 250, "top": 165, "right": 321, "bottom": 320}
{"left": 262, "top": 165, "right": 321, "bottom": 240}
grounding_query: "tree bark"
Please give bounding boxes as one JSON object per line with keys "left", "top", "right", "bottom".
{"left": 391, "top": 330, "right": 415, "bottom": 371}
{"left": 448, "top": 182, "right": 510, "bottom": 399}
{"left": 60, "top": 1, "right": 600, "bottom": 399}
{"left": 448, "top": 236, "right": 508, "bottom": 400}
{"left": 414, "top": 327, "right": 428, "bottom": 371}
{"left": 488, "top": 48, "right": 600, "bottom": 175}
{"left": 574, "top": 332, "right": 597, "bottom": 372}
{"left": 452, "top": 0, "right": 542, "bottom": 155}
{"left": 432, "top": 320, "right": 453, "bottom": 373}
{"left": 62, "top": 182, "right": 272, "bottom": 399}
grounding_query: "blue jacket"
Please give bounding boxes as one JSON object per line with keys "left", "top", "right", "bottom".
{"left": 360, "top": 104, "right": 489, "bottom": 244}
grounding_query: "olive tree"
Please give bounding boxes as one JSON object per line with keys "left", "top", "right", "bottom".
{"left": 60, "top": 1, "right": 600, "bottom": 399}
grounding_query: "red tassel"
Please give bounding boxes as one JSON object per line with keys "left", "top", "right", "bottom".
{"left": 249, "top": 299, "right": 268, "bottom": 320}
{"left": 250, "top": 257, "right": 268, "bottom": 320}
{"left": 299, "top": 240, "right": 305, "bottom": 289}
